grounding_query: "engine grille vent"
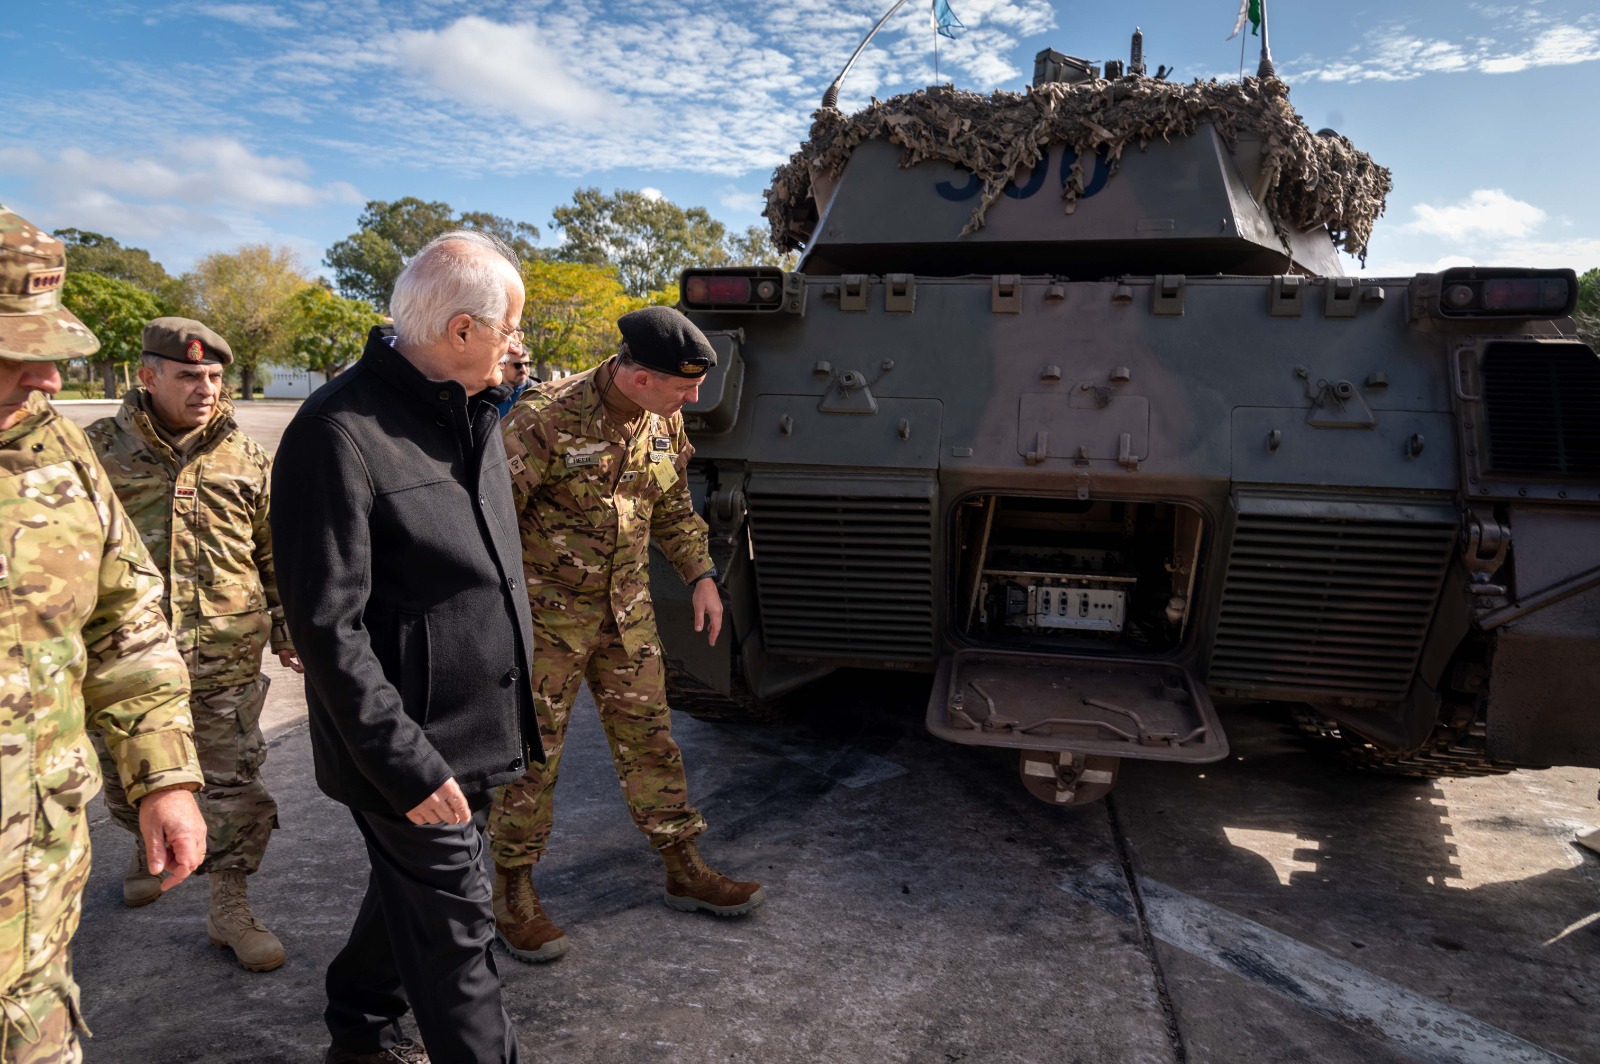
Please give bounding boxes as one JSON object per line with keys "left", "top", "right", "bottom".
{"left": 747, "top": 485, "right": 935, "bottom": 660}
{"left": 1209, "top": 503, "right": 1457, "bottom": 700}
{"left": 1484, "top": 342, "right": 1600, "bottom": 477}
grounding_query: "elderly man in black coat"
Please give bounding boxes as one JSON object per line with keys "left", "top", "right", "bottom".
{"left": 272, "top": 230, "right": 542, "bottom": 1064}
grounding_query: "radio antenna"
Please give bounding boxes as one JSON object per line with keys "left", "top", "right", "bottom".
{"left": 822, "top": 0, "right": 913, "bottom": 110}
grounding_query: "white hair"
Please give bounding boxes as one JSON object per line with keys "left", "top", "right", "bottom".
{"left": 389, "top": 230, "right": 522, "bottom": 347}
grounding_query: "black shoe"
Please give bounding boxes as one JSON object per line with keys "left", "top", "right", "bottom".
{"left": 324, "top": 1039, "right": 429, "bottom": 1063}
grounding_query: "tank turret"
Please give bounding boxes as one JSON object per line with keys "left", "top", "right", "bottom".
{"left": 766, "top": 41, "right": 1390, "bottom": 279}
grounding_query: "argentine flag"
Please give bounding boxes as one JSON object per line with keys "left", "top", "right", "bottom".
{"left": 933, "top": 0, "right": 964, "bottom": 39}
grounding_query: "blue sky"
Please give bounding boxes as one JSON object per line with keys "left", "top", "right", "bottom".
{"left": 1, "top": 0, "right": 1596, "bottom": 281}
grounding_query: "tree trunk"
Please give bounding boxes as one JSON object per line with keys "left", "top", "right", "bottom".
{"left": 536, "top": 360, "right": 551, "bottom": 382}
{"left": 99, "top": 360, "right": 118, "bottom": 399}
{"left": 239, "top": 366, "right": 256, "bottom": 400}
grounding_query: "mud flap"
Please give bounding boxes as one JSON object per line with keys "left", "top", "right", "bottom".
{"left": 649, "top": 548, "right": 732, "bottom": 694}
{"left": 926, "top": 649, "right": 1228, "bottom": 803}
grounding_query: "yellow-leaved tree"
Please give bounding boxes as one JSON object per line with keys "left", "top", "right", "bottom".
{"left": 181, "top": 245, "right": 310, "bottom": 399}
{"left": 519, "top": 260, "right": 638, "bottom": 376}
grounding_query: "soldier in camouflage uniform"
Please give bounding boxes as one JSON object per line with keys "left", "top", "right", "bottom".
{"left": 86, "top": 317, "right": 296, "bottom": 973}
{"left": 0, "top": 207, "right": 206, "bottom": 1064}
{"left": 489, "top": 306, "right": 764, "bottom": 964}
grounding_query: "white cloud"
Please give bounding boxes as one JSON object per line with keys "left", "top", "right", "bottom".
{"left": 1402, "top": 189, "right": 1547, "bottom": 240}
{"left": 396, "top": 16, "right": 617, "bottom": 126}
{"left": 1358, "top": 239, "right": 1600, "bottom": 277}
{"left": 639, "top": 188, "right": 665, "bottom": 202}
{"left": 1294, "top": 19, "right": 1600, "bottom": 83}
{"left": 196, "top": 4, "right": 297, "bottom": 31}
{"left": 719, "top": 187, "right": 766, "bottom": 216}
{"left": 0, "top": 139, "right": 359, "bottom": 246}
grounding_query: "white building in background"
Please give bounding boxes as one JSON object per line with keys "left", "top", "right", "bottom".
{"left": 262, "top": 365, "right": 327, "bottom": 399}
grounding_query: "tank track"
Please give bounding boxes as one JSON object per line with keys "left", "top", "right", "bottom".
{"left": 665, "top": 658, "right": 789, "bottom": 725}
{"left": 1292, "top": 640, "right": 1526, "bottom": 779}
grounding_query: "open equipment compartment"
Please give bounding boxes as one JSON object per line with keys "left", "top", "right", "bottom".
{"left": 954, "top": 494, "right": 1205, "bottom": 655}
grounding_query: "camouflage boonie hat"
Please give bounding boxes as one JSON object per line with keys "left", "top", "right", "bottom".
{"left": 0, "top": 205, "right": 100, "bottom": 362}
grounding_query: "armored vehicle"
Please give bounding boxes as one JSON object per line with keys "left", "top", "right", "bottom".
{"left": 654, "top": 34, "right": 1600, "bottom": 805}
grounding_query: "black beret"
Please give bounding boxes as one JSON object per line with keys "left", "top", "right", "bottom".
{"left": 142, "top": 316, "right": 232, "bottom": 366}
{"left": 617, "top": 306, "right": 717, "bottom": 379}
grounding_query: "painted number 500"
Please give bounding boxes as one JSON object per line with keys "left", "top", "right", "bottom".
{"left": 935, "top": 146, "right": 1111, "bottom": 202}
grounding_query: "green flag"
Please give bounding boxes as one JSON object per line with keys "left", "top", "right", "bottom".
{"left": 1228, "top": 0, "right": 1262, "bottom": 39}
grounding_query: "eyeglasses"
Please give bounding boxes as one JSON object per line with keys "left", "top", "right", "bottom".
{"left": 473, "top": 317, "right": 524, "bottom": 348}
{"left": 506, "top": 361, "right": 532, "bottom": 369}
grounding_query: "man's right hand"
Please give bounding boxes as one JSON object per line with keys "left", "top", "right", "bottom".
{"left": 139, "top": 786, "right": 207, "bottom": 891}
{"left": 407, "top": 777, "right": 471, "bottom": 825}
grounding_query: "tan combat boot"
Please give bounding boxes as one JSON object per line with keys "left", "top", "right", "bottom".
{"left": 123, "top": 842, "right": 162, "bottom": 908}
{"left": 492, "top": 862, "right": 569, "bottom": 963}
{"left": 207, "top": 870, "right": 286, "bottom": 972}
{"left": 660, "top": 840, "right": 765, "bottom": 916}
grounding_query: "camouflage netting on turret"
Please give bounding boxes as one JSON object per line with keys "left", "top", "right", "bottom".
{"left": 765, "top": 77, "right": 1392, "bottom": 262}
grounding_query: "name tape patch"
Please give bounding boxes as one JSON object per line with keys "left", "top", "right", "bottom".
{"left": 564, "top": 453, "right": 600, "bottom": 468}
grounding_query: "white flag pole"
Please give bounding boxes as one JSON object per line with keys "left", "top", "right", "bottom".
{"left": 1257, "top": 0, "right": 1276, "bottom": 78}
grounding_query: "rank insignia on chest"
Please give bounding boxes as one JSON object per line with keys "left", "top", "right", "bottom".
{"left": 650, "top": 436, "right": 672, "bottom": 452}
{"left": 564, "top": 453, "right": 600, "bottom": 468}
{"left": 620, "top": 470, "right": 639, "bottom": 483}
{"left": 174, "top": 486, "right": 198, "bottom": 499}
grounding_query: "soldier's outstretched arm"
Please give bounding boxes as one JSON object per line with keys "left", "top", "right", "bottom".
{"left": 78, "top": 458, "right": 206, "bottom": 884}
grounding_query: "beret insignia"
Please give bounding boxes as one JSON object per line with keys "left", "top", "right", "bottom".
{"left": 186, "top": 339, "right": 204, "bottom": 362}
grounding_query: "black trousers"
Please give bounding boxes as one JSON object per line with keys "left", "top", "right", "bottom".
{"left": 325, "top": 799, "right": 522, "bottom": 1062}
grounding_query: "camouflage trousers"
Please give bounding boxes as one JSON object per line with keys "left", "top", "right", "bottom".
{"left": 1, "top": 945, "right": 84, "bottom": 1064}
{"left": 4, "top": 785, "right": 88, "bottom": 1064}
{"left": 489, "top": 615, "right": 706, "bottom": 866}
{"left": 94, "top": 677, "right": 278, "bottom": 875}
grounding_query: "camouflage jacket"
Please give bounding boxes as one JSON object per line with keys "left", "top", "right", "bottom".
{"left": 1, "top": 393, "right": 202, "bottom": 991}
{"left": 502, "top": 363, "right": 714, "bottom": 654}
{"left": 87, "top": 391, "right": 289, "bottom": 690}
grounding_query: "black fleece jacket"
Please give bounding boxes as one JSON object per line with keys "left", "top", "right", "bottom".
{"left": 271, "top": 327, "right": 542, "bottom": 814}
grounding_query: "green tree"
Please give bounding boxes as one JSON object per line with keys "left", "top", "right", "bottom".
{"left": 551, "top": 188, "right": 728, "bottom": 297}
{"left": 60, "top": 271, "right": 167, "bottom": 397}
{"left": 180, "top": 245, "right": 310, "bottom": 399}
{"left": 54, "top": 229, "right": 172, "bottom": 292}
{"left": 324, "top": 198, "right": 540, "bottom": 309}
{"left": 724, "top": 224, "right": 800, "bottom": 272}
{"left": 287, "top": 283, "right": 386, "bottom": 377}
{"left": 1576, "top": 267, "right": 1600, "bottom": 349}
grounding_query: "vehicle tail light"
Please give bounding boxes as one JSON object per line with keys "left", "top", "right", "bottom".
{"left": 1419, "top": 267, "right": 1577, "bottom": 320}
{"left": 686, "top": 275, "right": 751, "bottom": 304}
{"left": 680, "top": 268, "right": 794, "bottom": 313}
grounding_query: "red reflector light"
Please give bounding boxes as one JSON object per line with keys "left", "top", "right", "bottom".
{"left": 1482, "top": 277, "right": 1569, "bottom": 311}
{"left": 685, "top": 275, "right": 751, "bottom": 304}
